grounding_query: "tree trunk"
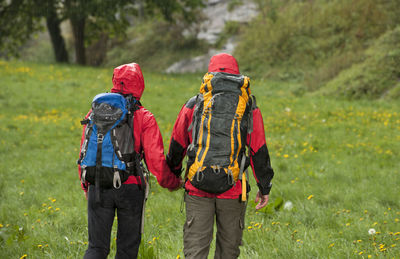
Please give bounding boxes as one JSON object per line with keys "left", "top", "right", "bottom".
{"left": 87, "top": 33, "right": 108, "bottom": 66}
{"left": 70, "top": 17, "right": 86, "bottom": 65}
{"left": 46, "top": 10, "right": 69, "bottom": 63}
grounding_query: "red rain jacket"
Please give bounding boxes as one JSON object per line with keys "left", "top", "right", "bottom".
{"left": 78, "top": 63, "right": 181, "bottom": 192}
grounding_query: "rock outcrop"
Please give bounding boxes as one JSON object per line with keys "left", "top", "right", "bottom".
{"left": 165, "top": 0, "right": 258, "bottom": 74}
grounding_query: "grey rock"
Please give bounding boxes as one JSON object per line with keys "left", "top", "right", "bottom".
{"left": 165, "top": 0, "right": 258, "bottom": 74}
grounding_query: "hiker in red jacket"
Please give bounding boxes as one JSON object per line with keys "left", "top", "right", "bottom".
{"left": 166, "top": 53, "right": 275, "bottom": 259}
{"left": 78, "top": 63, "right": 182, "bottom": 259}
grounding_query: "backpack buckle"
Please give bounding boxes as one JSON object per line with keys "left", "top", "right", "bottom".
{"left": 97, "top": 133, "right": 104, "bottom": 143}
{"left": 81, "top": 166, "right": 87, "bottom": 184}
{"left": 227, "top": 170, "right": 234, "bottom": 185}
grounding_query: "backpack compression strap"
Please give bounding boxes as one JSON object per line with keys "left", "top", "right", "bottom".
{"left": 95, "top": 133, "right": 104, "bottom": 203}
{"left": 77, "top": 116, "right": 93, "bottom": 166}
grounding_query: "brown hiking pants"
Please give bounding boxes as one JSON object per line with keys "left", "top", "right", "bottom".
{"left": 183, "top": 193, "right": 247, "bottom": 259}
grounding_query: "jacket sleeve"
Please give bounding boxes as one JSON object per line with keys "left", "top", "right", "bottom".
{"left": 78, "top": 110, "right": 91, "bottom": 192}
{"left": 166, "top": 98, "right": 196, "bottom": 177}
{"left": 247, "top": 107, "right": 274, "bottom": 195}
{"left": 141, "top": 111, "right": 181, "bottom": 189}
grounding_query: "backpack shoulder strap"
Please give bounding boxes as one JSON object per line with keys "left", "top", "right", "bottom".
{"left": 187, "top": 94, "right": 202, "bottom": 151}
{"left": 247, "top": 95, "right": 256, "bottom": 135}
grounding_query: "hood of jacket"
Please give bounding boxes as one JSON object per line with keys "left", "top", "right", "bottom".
{"left": 208, "top": 53, "right": 239, "bottom": 75}
{"left": 111, "top": 63, "right": 145, "bottom": 100}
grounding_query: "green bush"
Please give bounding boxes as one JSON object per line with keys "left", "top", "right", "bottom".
{"left": 234, "top": 0, "right": 399, "bottom": 98}
{"left": 320, "top": 26, "right": 400, "bottom": 99}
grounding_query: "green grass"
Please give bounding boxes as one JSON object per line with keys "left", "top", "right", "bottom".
{"left": 0, "top": 60, "right": 399, "bottom": 258}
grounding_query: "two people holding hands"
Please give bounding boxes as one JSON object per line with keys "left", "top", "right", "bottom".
{"left": 78, "top": 53, "right": 274, "bottom": 259}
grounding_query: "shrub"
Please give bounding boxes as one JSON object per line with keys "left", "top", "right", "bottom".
{"left": 234, "top": 0, "right": 398, "bottom": 89}
{"left": 320, "top": 26, "right": 400, "bottom": 99}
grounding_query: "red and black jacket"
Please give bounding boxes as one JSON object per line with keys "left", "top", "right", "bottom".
{"left": 167, "top": 95, "right": 275, "bottom": 199}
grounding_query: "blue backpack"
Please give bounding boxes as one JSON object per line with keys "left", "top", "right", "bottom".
{"left": 77, "top": 93, "right": 142, "bottom": 199}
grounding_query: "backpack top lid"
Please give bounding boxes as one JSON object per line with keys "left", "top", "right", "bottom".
{"left": 111, "top": 63, "right": 145, "bottom": 100}
{"left": 91, "top": 93, "right": 128, "bottom": 134}
{"left": 208, "top": 53, "right": 239, "bottom": 75}
{"left": 200, "top": 72, "right": 250, "bottom": 96}
{"left": 92, "top": 93, "right": 127, "bottom": 111}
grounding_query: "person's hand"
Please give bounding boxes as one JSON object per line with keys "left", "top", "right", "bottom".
{"left": 84, "top": 191, "right": 88, "bottom": 200}
{"left": 255, "top": 191, "right": 269, "bottom": 210}
{"left": 168, "top": 178, "right": 184, "bottom": 192}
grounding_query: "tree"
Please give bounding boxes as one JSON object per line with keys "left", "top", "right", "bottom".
{"left": 64, "top": 0, "right": 132, "bottom": 65}
{"left": 0, "top": 0, "right": 69, "bottom": 62}
{"left": 0, "top": 0, "right": 203, "bottom": 65}
{"left": 0, "top": 0, "right": 41, "bottom": 58}
{"left": 40, "top": 0, "right": 69, "bottom": 63}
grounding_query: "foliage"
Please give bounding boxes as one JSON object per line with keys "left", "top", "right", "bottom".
{"left": 105, "top": 18, "right": 209, "bottom": 71}
{"left": 214, "top": 21, "right": 241, "bottom": 49}
{"left": 234, "top": 0, "right": 400, "bottom": 99}
{"left": 0, "top": 0, "right": 42, "bottom": 58}
{"left": 0, "top": 60, "right": 399, "bottom": 258}
{"left": 319, "top": 26, "right": 400, "bottom": 99}
{"left": 0, "top": 0, "right": 203, "bottom": 65}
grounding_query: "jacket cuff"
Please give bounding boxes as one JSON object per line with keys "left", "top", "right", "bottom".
{"left": 257, "top": 182, "right": 272, "bottom": 195}
{"left": 166, "top": 154, "right": 183, "bottom": 178}
{"left": 170, "top": 166, "right": 183, "bottom": 178}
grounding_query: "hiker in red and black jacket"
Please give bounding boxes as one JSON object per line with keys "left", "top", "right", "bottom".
{"left": 166, "top": 53, "right": 275, "bottom": 259}
{"left": 78, "top": 63, "right": 182, "bottom": 259}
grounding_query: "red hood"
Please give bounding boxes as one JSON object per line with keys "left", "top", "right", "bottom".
{"left": 111, "top": 63, "right": 145, "bottom": 100}
{"left": 208, "top": 53, "right": 239, "bottom": 74}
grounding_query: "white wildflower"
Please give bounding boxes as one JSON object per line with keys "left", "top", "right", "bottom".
{"left": 283, "top": 201, "right": 293, "bottom": 211}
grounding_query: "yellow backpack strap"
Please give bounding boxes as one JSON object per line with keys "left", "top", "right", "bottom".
{"left": 239, "top": 155, "right": 248, "bottom": 201}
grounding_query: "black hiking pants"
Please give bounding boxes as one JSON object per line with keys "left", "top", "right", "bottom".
{"left": 84, "top": 184, "right": 144, "bottom": 259}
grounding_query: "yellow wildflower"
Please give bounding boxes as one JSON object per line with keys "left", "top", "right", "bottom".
{"left": 307, "top": 195, "right": 314, "bottom": 200}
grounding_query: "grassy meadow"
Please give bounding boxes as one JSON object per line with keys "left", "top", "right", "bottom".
{"left": 0, "top": 60, "right": 399, "bottom": 258}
